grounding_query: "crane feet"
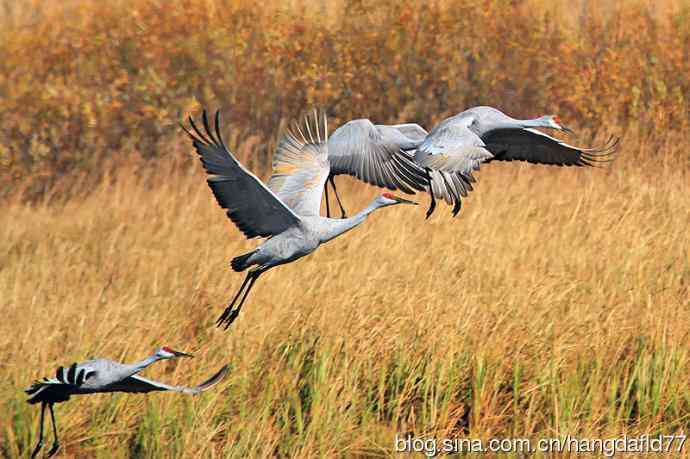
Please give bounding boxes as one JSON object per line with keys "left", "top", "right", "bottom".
{"left": 216, "top": 307, "right": 241, "bottom": 329}
{"left": 30, "top": 440, "right": 44, "bottom": 459}
{"left": 425, "top": 199, "right": 436, "bottom": 219}
{"left": 46, "top": 442, "right": 60, "bottom": 458}
{"left": 216, "top": 270, "right": 262, "bottom": 330}
{"left": 425, "top": 170, "right": 436, "bottom": 219}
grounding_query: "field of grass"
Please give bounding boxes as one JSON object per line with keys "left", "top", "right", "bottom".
{"left": 1, "top": 150, "right": 688, "bottom": 457}
{"left": 1, "top": 0, "right": 690, "bottom": 457}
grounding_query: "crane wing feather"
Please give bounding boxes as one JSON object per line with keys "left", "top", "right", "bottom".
{"left": 25, "top": 362, "right": 99, "bottom": 404}
{"left": 267, "top": 113, "right": 330, "bottom": 216}
{"left": 106, "top": 365, "right": 230, "bottom": 394}
{"left": 416, "top": 115, "right": 492, "bottom": 215}
{"left": 387, "top": 123, "right": 428, "bottom": 142}
{"left": 415, "top": 119, "right": 493, "bottom": 175}
{"left": 483, "top": 128, "right": 619, "bottom": 166}
{"left": 183, "top": 110, "right": 301, "bottom": 239}
{"left": 328, "top": 119, "right": 428, "bottom": 192}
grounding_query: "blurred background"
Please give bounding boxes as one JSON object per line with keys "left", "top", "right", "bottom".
{"left": 1, "top": 0, "right": 688, "bottom": 198}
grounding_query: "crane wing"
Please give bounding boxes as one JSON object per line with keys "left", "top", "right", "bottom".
{"left": 104, "top": 365, "right": 230, "bottom": 394}
{"left": 183, "top": 110, "right": 301, "bottom": 239}
{"left": 54, "top": 362, "right": 98, "bottom": 386}
{"left": 386, "top": 123, "right": 428, "bottom": 142}
{"left": 328, "top": 119, "right": 428, "bottom": 194}
{"left": 415, "top": 118, "right": 493, "bottom": 175}
{"left": 25, "top": 362, "right": 98, "bottom": 404}
{"left": 482, "top": 128, "right": 619, "bottom": 166}
{"left": 427, "top": 169, "right": 476, "bottom": 203}
{"left": 415, "top": 115, "right": 493, "bottom": 215}
{"left": 267, "top": 113, "right": 330, "bottom": 216}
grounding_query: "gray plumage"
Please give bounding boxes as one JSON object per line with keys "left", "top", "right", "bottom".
{"left": 25, "top": 347, "right": 228, "bottom": 458}
{"left": 266, "top": 120, "right": 330, "bottom": 217}
{"left": 183, "top": 110, "right": 417, "bottom": 329}
{"left": 323, "top": 118, "right": 429, "bottom": 217}
{"left": 416, "top": 105, "right": 619, "bottom": 217}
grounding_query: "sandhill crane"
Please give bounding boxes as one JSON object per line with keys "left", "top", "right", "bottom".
{"left": 416, "top": 106, "right": 619, "bottom": 218}
{"left": 324, "top": 119, "right": 428, "bottom": 218}
{"left": 25, "top": 347, "right": 228, "bottom": 458}
{"left": 183, "top": 110, "right": 416, "bottom": 329}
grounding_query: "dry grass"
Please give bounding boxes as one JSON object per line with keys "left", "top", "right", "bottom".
{"left": 1, "top": 0, "right": 690, "bottom": 457}
{"left": 1, "top": 146, "right": 688, "bottom": 457}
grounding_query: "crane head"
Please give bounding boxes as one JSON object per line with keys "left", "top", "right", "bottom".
{"left": 380, "top": 192, "right": 417, "bottom": 206}
{"left": 547, "top": 115, "right": 575, "bottom": 135}
{"left": 158, "top": 346, "right": 194, "bottom": 359}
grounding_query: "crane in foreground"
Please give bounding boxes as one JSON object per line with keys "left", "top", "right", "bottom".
{"left": 324, "top": 119, "right": 428, "bottom": 218}
{"left": 183, "top": 110, "right": 416, "bottom": 329}
{"left": 25, "top": 346, "right": 228, "bottom": 458}
{"left": 415, "top": 106, "right": 619, "bottom": 217}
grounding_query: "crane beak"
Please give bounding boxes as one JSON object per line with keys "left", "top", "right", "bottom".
{"left": 171, "top": 349, "right": 194, "bottom": 358}
{"left": 560, "top": 124, "right": 576, "bottom": 136}
{"left": 394, "top": 196, "right": 417, "bottom": 205}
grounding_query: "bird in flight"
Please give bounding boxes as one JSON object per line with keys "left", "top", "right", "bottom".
{"left": 25, "top": 347, "right": 228, "bottom": 458}
{"left": 414, "top": 106, "right": 619, "bottom": 217}
{"left": 183, "top": 110, "right": 416, "bottom": 329}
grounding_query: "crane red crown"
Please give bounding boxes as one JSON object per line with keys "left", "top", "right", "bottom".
{"left": 382, "top": 192, "right": 395, "bottom": 199}
{"left": 162, "top": 346, "right": 173, "bottom": 353}
{"left": 553, "top": 115, "right": 562, "bottom": 125}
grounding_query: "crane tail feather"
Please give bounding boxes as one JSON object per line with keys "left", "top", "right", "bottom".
{"left": 231, "top": 251, "right": 256, "bottom": 272}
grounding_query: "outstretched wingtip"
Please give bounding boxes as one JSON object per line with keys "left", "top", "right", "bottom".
{"left": 214, "top": 109, "right": 228, "bottom": 149}
{"left": 580, "top": 134, "right": 620, "bottom": 168}
{"left": 179, "top": 120, "right": 194, "bottom": 139}
{"left": 187, "top": 113, "right": 213, "bottom": 145}
{"left": 202, "top": 109, "right": 216, "bottom": 144}
{"left": 184, "top": 109, "right": 230, "bottom": 150}
{"left": 195, "top": 364, "right": 231, "bottom": 393}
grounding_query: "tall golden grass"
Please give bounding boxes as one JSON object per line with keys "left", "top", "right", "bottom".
{"left": 2, "top": 152, "right": 688, "bottom": 457}
{"left": 1, "top": 0, "right": 689, "bottom": 458}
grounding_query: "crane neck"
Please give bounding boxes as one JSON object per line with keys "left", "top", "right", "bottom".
{"left": 123, "top": 353, "right": 162, "bottom": 377}
{"left": 516, "top": 117, "right": 546, "bottom": 128}
{"left": 318, "top": 199, "right": 383, "bottom": 243}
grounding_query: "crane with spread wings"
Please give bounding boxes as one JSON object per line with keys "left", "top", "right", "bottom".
{"left": 183, "top": 110, "right": 416, "bottom": 329}
{"left": 26, "top": 347, "right": 228, "bottom": 458}
{"left": 414, "top": 106, "right": 619, "bottom": 217}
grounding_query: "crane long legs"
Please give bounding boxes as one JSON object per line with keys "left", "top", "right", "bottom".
{"left": 324, "top": 175, "right": 347, "bottom": 219}
{"left": 31, "top": 402, "right": 59, "bottom": 459}
{"left": 46, "top": 404, "right": 60, "bottom": 457}
{"left": 425, "top": 168, "right": 436, "bottom": 219}
{"left": 324, "top": 178, "right": 331, "bottom": 219}
{"left": 30, "top": 403, "right": 45, "bottom": 459}
{"left": 216, "top": 268, "right": 264, "bottom": 329}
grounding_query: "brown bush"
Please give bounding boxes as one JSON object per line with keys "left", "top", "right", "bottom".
{"left": 1, "top": 0, "right": 689, "bottom": 199}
